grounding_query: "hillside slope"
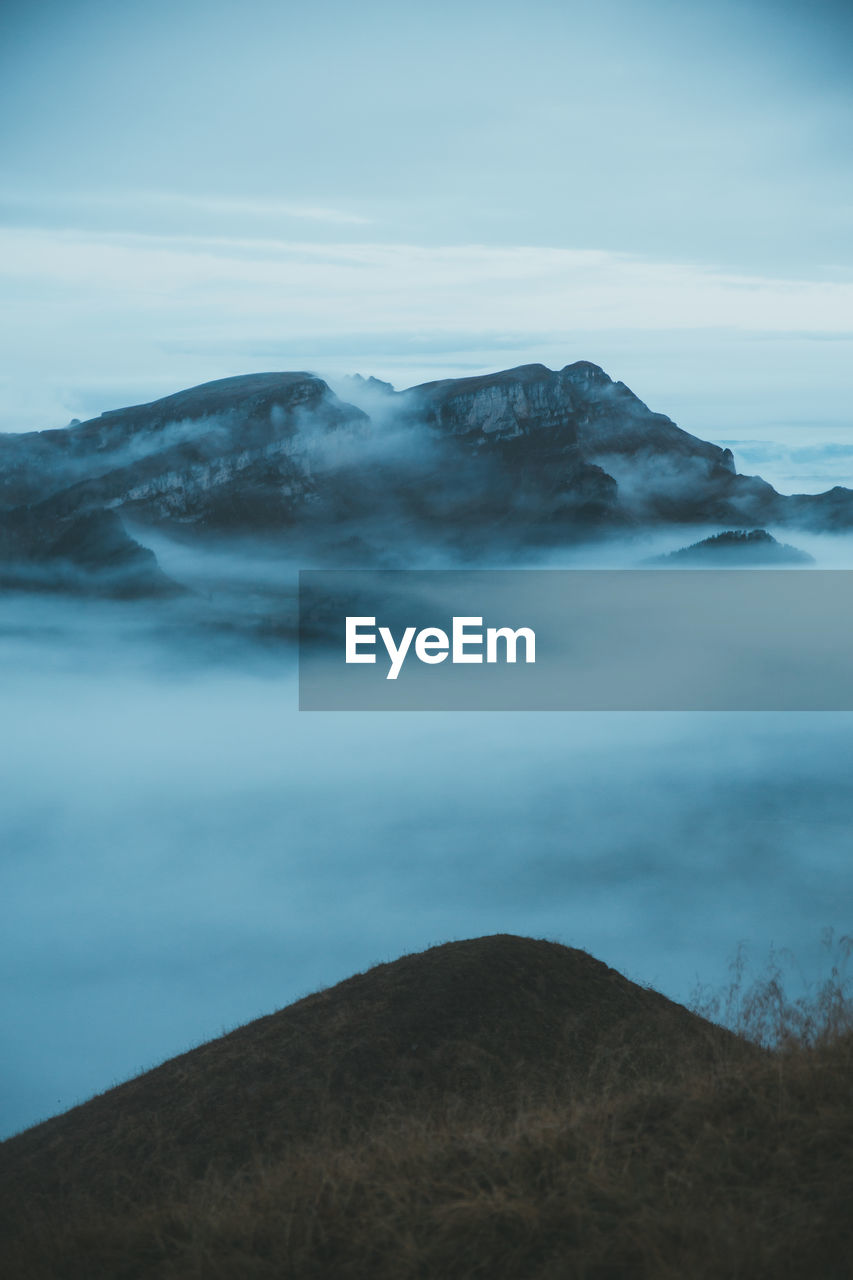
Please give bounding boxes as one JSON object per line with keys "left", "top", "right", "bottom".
{"left": 16, "top": 936, "right": 853, "bottom": 1278}
{"left": 1, "top": 936, "right": 850, "bottom": 1278}
{"left": 0, "top": 936, "right": 735, "bottom": 1200}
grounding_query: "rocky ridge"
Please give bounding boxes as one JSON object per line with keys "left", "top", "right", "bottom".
{"left": 1, "top": 361, "right": 850, "bottom": 593}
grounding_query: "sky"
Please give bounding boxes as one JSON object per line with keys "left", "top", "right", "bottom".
{"left": 1, "top": 0, "right": 852, "bottom": 456}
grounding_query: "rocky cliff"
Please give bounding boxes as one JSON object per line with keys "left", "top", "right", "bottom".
{"left": 1, "top": 361, "right": 850, "bottom": 593}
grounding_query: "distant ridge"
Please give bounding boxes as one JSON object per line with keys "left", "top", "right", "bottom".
{"left": 3, "top": 361, "right": 853, "bottom": 596}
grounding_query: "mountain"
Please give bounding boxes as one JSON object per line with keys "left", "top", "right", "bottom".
{"left": 0, "top": 938, "right": 740, "bottom": 1253}
{"left": 0, "top": 507, "right": 182, "bottom": 597}
{"left": 0, "top": 372, "right": 363, "bottom": 511}
{"left": 2, "top": 935, "right": 850, "bottom": 1280}
{"left": 0, "top": 935, "right": 738, "bottom": 1170}
{"left": 651, "top": 528, "right": 815, "bottom": 566}
{"left": 1, "top": 361, "right": 852, "bottom": 593}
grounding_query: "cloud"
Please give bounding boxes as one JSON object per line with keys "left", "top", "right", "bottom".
{"left": 1, "top": 225, "right": 851, "bottom": 433}
{"left": 2, "top": 596, "right": 853, "bottom": 1136}
{"left": 3, "top": 227, "right": 852, "bottom": 336}
{"left": 116, "top": 191, "right": 371, "bottom": 226}
{"left": 0, "top": 188, "right": 372, "bottom": 227}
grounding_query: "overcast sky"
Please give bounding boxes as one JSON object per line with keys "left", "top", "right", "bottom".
{"left": 1, "top": 0, "right": 851, "bottom": 441}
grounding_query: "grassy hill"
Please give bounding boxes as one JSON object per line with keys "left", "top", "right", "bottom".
{"left": 1, "top": 934, "right": 850, "bottom": 1278}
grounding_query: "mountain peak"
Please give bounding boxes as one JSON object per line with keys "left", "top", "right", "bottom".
{"left": 560, "top": 359, "right": 611, "bottom": 382}
{"left": 92, "top": 371, "right": 334, "bottom": 429}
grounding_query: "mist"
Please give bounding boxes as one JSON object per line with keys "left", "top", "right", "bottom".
{"left": 2, "top": 541, "right": 853, "bottom": 1137}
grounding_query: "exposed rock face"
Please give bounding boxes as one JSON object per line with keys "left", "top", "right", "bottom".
{"left": 0, "top": 372, "right": 364, "bottom": 516}
{"left": 404, "top": 363, "right": 853, "bottom": 531}
{"left": 0, "top": 372, "right": 364, "bottom": 591}
{"left": 408, "top": 362, "right": 731, "bottom": 471}
{"left": 1, "top": 361, "right": 852, "bottom": 592}
{"left": 404, "top": 361, "right": 741, "bottom": 529}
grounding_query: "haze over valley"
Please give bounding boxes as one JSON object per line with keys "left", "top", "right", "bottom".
{"left": 2, "top": 361, "right": 852, "bottom": 1137}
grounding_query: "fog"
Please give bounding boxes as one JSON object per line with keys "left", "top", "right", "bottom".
{"left": 2, "top": 534, "right": 853, "bottom": 1137}
{"left": 3, "top": 389, "right": 849, "bottom": 1143}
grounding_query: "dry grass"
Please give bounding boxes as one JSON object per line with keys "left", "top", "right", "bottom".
{"left": 690, "top": 928, "right": 853, "bottom": 1050}
{"left": 2, "top": 934, "right": 851, "bottom": 1279}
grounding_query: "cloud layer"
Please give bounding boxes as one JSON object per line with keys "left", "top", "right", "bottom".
{"left": 2, "top": 599, "right": 852, "bottom": 1137}
{"left": 2, "top": 225, "right": 852, "bottom": 435}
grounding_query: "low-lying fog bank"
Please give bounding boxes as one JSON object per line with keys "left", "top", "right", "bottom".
{"left": 1, "top": 571, "right": 851, "bottom": 1137}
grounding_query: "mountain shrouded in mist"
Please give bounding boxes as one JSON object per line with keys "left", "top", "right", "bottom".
{"left": 1, "top": 360, "right": 850, "bottom": 594}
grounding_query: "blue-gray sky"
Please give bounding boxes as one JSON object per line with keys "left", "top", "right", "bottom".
{"left": 1, "top": 0, "right": 852, "bottom": 453}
